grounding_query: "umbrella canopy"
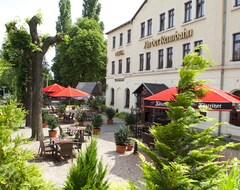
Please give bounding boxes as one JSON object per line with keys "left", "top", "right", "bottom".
{"left": 48, "top": 86, "right": 90, "bottom": 98}
{"left": 144, "top": 84, "right": 240, "bottom": 111}
{"left": 42, "top": 83, "right": 65, "bottom": 93}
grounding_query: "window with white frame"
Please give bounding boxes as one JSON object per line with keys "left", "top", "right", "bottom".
{"left": 194, "top": 40, "right": 203, "bottom": 54}
{"left": 146, "top": 52, "right": 151, "bottom": 70}
{"left": 183, "top": 43, "right": 191, "bottom": 59}
{"left": 233, "top": 33, "right": 240, "bottom": 61}
{"left": 196, "top": 0, "right": 204, "bottom": 18}
{"left": 184, "top": 1, "right": 192, "bottom": 23}
{"left": 158, "top": 49, "right": 164, "bottom": 69}
{"left": 125, "top": 88, "right": 130, "bottom": 108}
{"left": 119, "top": 33, "right": 123, "bottom": 46}
{"left": 167, "top": 47, "right": 173, "bottom": 68}
{"left": 110, "top": 88, "right": 115, "bottom": 106}
{"left": 235, "top": 0, "right": 240, "bottom": 6}
{"left": 112, "top": 36, "right": 116, "bottom": 49}
{"left": 118, "top": 59, "right": 122, "bottom": 74}
{"left": 159, "top": 13, "right": 165, "bottom": 32}
{"left": 111, "top": 61, "right": 115, "bottom": 74}
{"left": 127, "top": 29, "right": 131, "bottom": 44}
{"left": 139, "top": 54, "right": 144, "bottom": 71}
{"left": 126, "top": 57, "right": 130, "bottom": 73}
{"left": 168, "top": 9, "right": 174, "bottom": 28}
{"left": 147, "top": 19, "right": 152, "bottom": 36}
{"left": 141, "top": 22, "right": 145, "bottom": 38}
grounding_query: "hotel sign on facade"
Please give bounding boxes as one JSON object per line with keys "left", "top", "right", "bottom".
{"left": 144, "top": 28, "right": 193, "bottom": 49}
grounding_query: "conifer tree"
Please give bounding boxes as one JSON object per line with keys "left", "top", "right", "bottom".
{"left": 136, "top": 46, "right": 237, "bottom": 190}
{"left": 64, "top": 138, "right": 109, "bottom": 190}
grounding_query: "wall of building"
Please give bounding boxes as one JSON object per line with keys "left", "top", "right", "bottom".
{"left": 105, "top": 0, "right": 240, "bottom": 136}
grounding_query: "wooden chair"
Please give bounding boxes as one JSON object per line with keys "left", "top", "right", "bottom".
{"left": 38, "top": 139, "right": 56, "bottom": 157}
{"left": 57, "top": 142, "right": 74, "bottom": 162}
{"left": 63, "top": 112, "right": 71, "bottom": 123}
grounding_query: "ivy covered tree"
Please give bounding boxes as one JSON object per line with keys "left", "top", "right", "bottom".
{"left": 4, "top": 13, "right": 67, "bottom": 140}
{"left": 134, "top": 46, "right": 238, "bottom": 189}
{"left": 64, "top": 138, "right": 109, "bottom": 190}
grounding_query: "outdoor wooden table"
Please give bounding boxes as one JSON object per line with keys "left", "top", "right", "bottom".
{"left": 68, "top": 126, "right": 86, "bottom": 142}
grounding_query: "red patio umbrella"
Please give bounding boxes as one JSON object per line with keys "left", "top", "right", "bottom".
{"left": 48, "top": 86, "right": 90, "bottom": 99}
{"left": 144, "top": 84, "right": 240, "bottom": 111}
{"left": 42, "top": 83, "right": 65, "bottom": 93}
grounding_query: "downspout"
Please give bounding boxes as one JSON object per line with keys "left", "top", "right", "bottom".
{"left": 218, "top": 0, "right": 227, "bottom": 136}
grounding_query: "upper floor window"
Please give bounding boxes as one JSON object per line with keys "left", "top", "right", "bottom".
{"left": 158, "top": 49, "right": 164, "bottom": 69}
{"left": 196, "top": 0, "right": 204, "bottom": 18}
{"left": 235, "top": 0, "right": 240, "bottom": 6}
{"left": 141, "top": 22, "right": 145, "bottom": 38}
{"left": 147, "top": 19, "right": 152, "bottom": 36}
{"left": 118, "top": 59, "right": 122, "bottom": 74}
{"left": 146, "top": 52, "right": 151, "bottom": 70}
{"left": 233, "top": 33, "right": 240, "bottom": 61}
{"left": 194, "top": 40, "right": 203, "bottom": 54}
{"left": 125, "top": 88, "right": 130, "bottom": 108}
{"left": 111, "top": 61, "right": 115, "bottom": 74}
{"left": 119, "top": 33, "right": 123, "bottom": 47}
{"left": 168, "top": 9, "right": 174, "bottom": 28}
{"left": 167, "top": 47, "right": 173, "bottom": 68}
{"left": 184, "top": 1, "right": 192, "bottom": 23}
{"left": 112, "top": 36, "right": 116, "bottom": 49}
{"left": 127, "top": 29, "right": 131, "bottom": 44}
{"left": 126, "top": 57, "right": 130, "bottom": 73}
{"left": 159, "top": 13, "right": 165, "bottom": 32}
{"left": 139, "top": 54, "right": 144, "bottom": 71}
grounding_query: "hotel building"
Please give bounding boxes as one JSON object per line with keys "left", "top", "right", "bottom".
{"left": 105, "top": 0, "right": 240, "bottom": 136}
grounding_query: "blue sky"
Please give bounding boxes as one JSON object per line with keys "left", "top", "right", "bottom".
{"left": 0, "top": 0, "right": 144, "bottom": 64}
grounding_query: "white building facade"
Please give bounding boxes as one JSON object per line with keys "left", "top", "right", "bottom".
{"left": 105, "top": 0, "right": 240, "bottom": 136}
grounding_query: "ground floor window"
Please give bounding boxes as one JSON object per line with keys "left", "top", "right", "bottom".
{"left": 229, "top": 90, "right": 240, "bottom": 126}
{"left": 110, "top": 88, "right": 115, "bottom": 106}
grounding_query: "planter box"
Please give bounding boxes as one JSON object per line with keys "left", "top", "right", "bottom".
{"left": 107, "top": 119, "right": 113, "bottom": 125}
{"left": 126, "top": 144, "right": 133, "bottom": 151}
{"left": 49, "top": 130, "right": 57, "bottom": 138}
{"left": 92, "top": 128, "right": 101, "bottom": 135}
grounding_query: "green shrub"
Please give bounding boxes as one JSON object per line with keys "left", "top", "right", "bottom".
{"left": 105, "top": 107, "right": 115, "bottom": 120}
{"left": 114, "top": 126, "right": 131, "bottom": 145}
{"left": 64, "top": 138, "right": 109, "bottom": 189}
{"left": 92, "top": 114, "right": 103, "bottom": 128}
{"left": 46, "top": 114, "right": 59, "bottom": 130}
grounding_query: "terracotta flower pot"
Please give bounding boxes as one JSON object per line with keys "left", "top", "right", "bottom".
{"left": 107, "top": 119, "right": 113, "bottom": 125}
{"left": 126, "top": 144, "right": 133, "bottom": 151}
{"left": 49, "top": 130, "right": 57, "bottom": 138}
{"left": 116, "top": 144, "right": 127, "bottom": 154}
{"left": 42, "top": 122, "right": 47, "bottom": 128}
{"left": 92, "top": 128, "right": 101, "bottom": 135}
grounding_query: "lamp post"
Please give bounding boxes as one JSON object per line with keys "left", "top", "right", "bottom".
{"left": 131, "top": 106, "right": 141, "bottom": 154}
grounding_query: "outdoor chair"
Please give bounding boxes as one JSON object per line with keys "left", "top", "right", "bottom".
{"left": 83, "top": 124, "right": 92, "bottom": 139}
{"left": 56, "top": 142, "right": 74, "bottom": 162}
{"left": 38, "top": 139, "right": 56, "bottom": 157}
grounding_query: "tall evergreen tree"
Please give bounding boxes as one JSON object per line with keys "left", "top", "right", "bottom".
{"left": 135, "top": 46, "right": 237, "bottom": 189}
{"left": 82, "top": 0, "right": 101, "bottom": 21}
{"left": 56, "top": 0, "right": 72, "bottom": 34}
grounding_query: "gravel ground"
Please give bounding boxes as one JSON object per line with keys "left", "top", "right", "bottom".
{"left": 18, "top": 117, "right": 144, "bottom": 189}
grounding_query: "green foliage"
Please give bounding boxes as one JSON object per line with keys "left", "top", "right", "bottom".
{"left": 64, "top": 138, "right": 109, "bottom": 190}
{"left": 135, "top": 46, "right": 239, "bottom": 190}
{"left": 56, "top": 0, "right": 72, "bottom": 33}
{"left": 114, "top": 126, "right": 131, "bottom": 146}
{"left": 46, "top": 114, "right": 59, "bottom": 130}
{"left": 0, "top": 100, "right": 55, "bottom": 189}
{"left": 58, "top": 104, "right": 66, "bottom": 114}
{"left": 218, "top": 158, "right": 240, "bottom": 189}
{"left": 125, "top": 113, "right": 136, "bottom": 125}
{"left": 91, "top": 113, "right": 103, "bottom": 128}
{"left": 52, "top": 17, "right": 106, "bottom": 86}
{"left": 42, "top": 109, "right": 49, "bottom": 123}
{"left": 76, "top": 109, "right": 87, "bottom": 122}
{"left": 105, "top": 107, "right": 115, "bottom": 120}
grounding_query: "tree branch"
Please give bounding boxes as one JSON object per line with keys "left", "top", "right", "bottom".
{"left": 42, "top": 35, "right": 64, "bottom": 55}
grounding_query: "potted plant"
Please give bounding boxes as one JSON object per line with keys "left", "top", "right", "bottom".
{"left": 105, "top": 107, "right": 115, "bottom": 124}
{"left": 42, "top": 109, "right": 49, "bottom": 128}
{"left": 58, "top": 104, "right": 66, "bottom": 118}
{"left": 76, "top": 110, "right": 87, "bottom": 126}
{"left": 114, "top": 126, "right": 131, "bottom": 154}
{"left": 126, "top": 138, "right": 134, "bottom": 151}
{"left": 46, "top": 114, "right": 60, "bottom": 137}
{"left": 91, "top": 113, "right": 103, "bottom": 135}
{"left": 125, "top": 113, "right": 136, "bottom": 126}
